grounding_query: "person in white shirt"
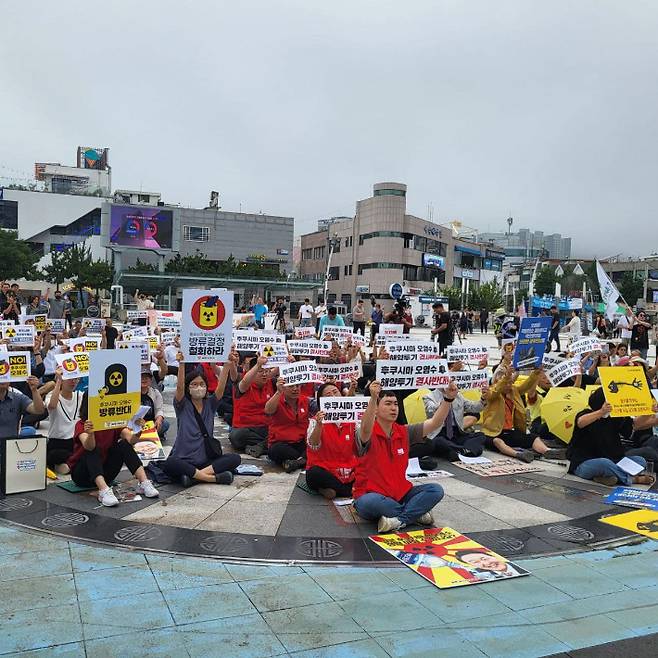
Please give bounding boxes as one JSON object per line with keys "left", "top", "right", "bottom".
{"left": 616, "top": 311, "right": 633, "bottom": 345}
{"left": 46, "top": 369, "right": 84, "bottom": 473}
{"left": 298, "top": 298, "right": 315, "bottom": 327}
{"left": 564, "top": 309, "right": 581, "bottom": 341}
{"left": 314, "top": 301, "right": 327, "bottom": 335}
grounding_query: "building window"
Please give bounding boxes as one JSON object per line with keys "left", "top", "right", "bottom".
{"left": 302, "top": 248, "right": 313, "bottom": 260}
{"left": 183, "top": 225, "right": 210, "bottom": 242}
{"left": 0, "top": 200, "right": 18, "bottom": 230}
{"left": 313, "top": 245, "right": 325, "bottom": 259}
{"left": 358, "top": 262, "right": 405, "bottom": 275}
{"left": 348, "top": 264, "right": 352, "bottom": 275}
{"left": 328, "top": 266, "right": 340, "bottom": 281}
{"left": 403, "top": 265, "right": 417, "bottom": 280}
{"left": 373, "top": 188, "right": 406, "bottom": 197}
{"left": 138, "top": 194, "right": 150, "bottom": 203}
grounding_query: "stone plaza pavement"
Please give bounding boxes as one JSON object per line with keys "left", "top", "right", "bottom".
{"left": 1, "top": 522, "right": 658, "bottom": 657}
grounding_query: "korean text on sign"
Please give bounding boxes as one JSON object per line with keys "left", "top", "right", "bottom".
{"left": 319, "top": 396, "right": 369, "bottom": 423}
{"left": 181, "top": 289, "right": 234, "bottom": 362}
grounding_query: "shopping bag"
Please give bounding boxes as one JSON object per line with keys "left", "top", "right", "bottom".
{"left": 1, "top": 436, "right": 47, "bottom": 494}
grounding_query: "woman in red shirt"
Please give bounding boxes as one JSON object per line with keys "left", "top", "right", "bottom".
{"left": 264, "top": 377, "right": 310, "bottom": 473}
{"left": 68, "top": 393, "right": 159, "bottom": 507}
{"left": 306, "top": 382, "right": 357, "bottom": 499}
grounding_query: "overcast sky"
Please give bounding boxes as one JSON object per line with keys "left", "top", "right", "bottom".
{"left": 2, "top": 1, "right": 657, "bottom": 258}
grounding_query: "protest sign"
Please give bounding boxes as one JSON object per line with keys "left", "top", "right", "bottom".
{"left": 264, "top": 313, "right": 277, "bottom": 331}
{"left": 181, "top": 289, "right": 233, "bottom": 362}
{"left": 604, "top": 487, "right": 658, "bottom": 511}
{"left": 454, "top": 458, "right": 541, "bottom": 477}
{"left": 319, "top": 396, "right": 369, "bottom": 423}
{"left": 233, "top": 329, "right": 285, "bottom": 352}
{"left": 82, "top": 317, "right": 105, "bottom": 334}
{"left": 569, "top": 337, "right": 602, "bottom": 356}
{"left": 598, "top": 366, "right": 654, "bottom": 417}
{"left": 278, "top": 360, "right": 325, "bottom": 386}
{"left": 287, "top": 340, "right": 332, "bottom": 357}
{"left": 369, "top": 527, "right": 529, "bottom": 589}
{"left": 450, "top": 370, "right": 489, "bottom": 390}
{"left": 446, "top": 344, "right": 489, "bottom": 363}
{"left": 132, "top": 420, "right": 165, "bottom": 461}
{"left": 45, "top": 318, "right": 66, "bottom": 334}
{"left": 159, "top": 331, "right": 178, "bottom": 347}
{"left": 233, "top": 313, "right": 254, "bottom": 329}
{"left": 66, "top": 337, "right": 101, "bottom": 352}
{"left": 2, "top": 324, "right": 35, "bottom": 347}
{"left": 547, "top": 358, "right": 582, "bottom": 386}
{"left": 512, "top": 317, "right": 551, "bottom": 369}
{"left": 155, "top": 311, "right": 181, "bottom": 329}
{"left": 0, "top": 352, "right": 31, "bottom": 383}
{"left": 376, "top": 359, "right": 450, "bottom": 389}
{"left": 123, "top": 326, "right": 149, "bottom": 340}
{"left": 88, "top": 349, "right": 140, "bottom": 430}
{"left": 600, "top": 509, "right": 658, "bottom": 540}
{"left": 348, "top": 333, "right": 366, "bottom": 347}
{"left": 116, "top": 340, "right": 151, "bottom": 365}
{"left": 316, "top": 362, "right": 362, "bottom": 382}
{"left": 320, "top": 325, "right": 353, "bottom": 345}
{"left": 294, "top": 326, "right": 315, "bottom": 339}
{"left": 146, "top": 335, "right": 160, "bottom": 352}
{"left": 55, "top": 352, "right": 89, "bottom": 379}
{"left": 500, "top": 339, "right": 516, "bottom": 356}
{"left": 127, "top": 310, "right": 148, "bottom": 322}
{"left": 259, "top": 342, "right": 289, "bottom": 366}
{"left": 27, "top": 314, "right": 48, "bottom": 333}
{"left": 387, "top": 341, "right": 441, "bottom": 361}
{"left": 542, "top": 352, "right": 565, "bottom": 368}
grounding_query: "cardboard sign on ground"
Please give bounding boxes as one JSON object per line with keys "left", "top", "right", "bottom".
{"left": 600, "top": 509, "right": 658, "bottom": 540}
{"left": 453, "top": 458, "right": 542, "bottom": 477}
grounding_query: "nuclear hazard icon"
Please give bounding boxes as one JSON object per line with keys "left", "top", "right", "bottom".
{"left": 191, "top": 295, "right": 225, "bottom": 330}
{"left": 262, "top": 345, "right": 276, "bottom": 357}
{"left": 99, "top": 364, "right": 128, "bottom": 397}
{"left": 4, "top": 327, "right": 16, "bottom": 338}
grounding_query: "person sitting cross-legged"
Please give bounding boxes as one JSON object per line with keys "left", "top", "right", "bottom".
{"left": 161, "top": 352, "right": 241, "bottom": 487}
{"left": 352, "top": 380, "right": 454, "bottom": 533}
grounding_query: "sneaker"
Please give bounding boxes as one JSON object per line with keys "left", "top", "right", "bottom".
{"left": 283, "top": 457, "right": 306, "bottom": 474}
{"left": 419, "top": 455, "right": 439, "bottom": 470}
{"left": 543, "top": 448, "right": 567, "bottom": 460}
{"left": 215, "top": 471, "right": 234, "bottom": 485}
{"left": 137, "top": 479, "right": 159, "bottom": 498}
{"left": 246, "top": 443, "right": 266, "bottom": 458}
{"left": 417, "top": 512, "right": 434, "bottom": 526}
{"left": 517, "top": 450, "right": 535, "bottom": 463}
{"left": 593, "top": 475, "right": 618, "bottom": 487}
{"left": 377, "top": 516, "right": 403, "bottom": 533}
{"left": 98, "top": 487, "right": 119, "bottom": 507}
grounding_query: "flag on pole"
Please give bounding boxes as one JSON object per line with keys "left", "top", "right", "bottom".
{"left": 596, "top": 260, "right": 621, "bottom": 320}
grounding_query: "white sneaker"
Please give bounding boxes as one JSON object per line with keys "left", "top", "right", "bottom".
{"left": 98, "top": 487, "right": 119, "bottom": 507}
{"left": 417, "top": 512, "right": 434, "bottom": 526}
{"left": 137, "top": 480, "right": 159, "bottom": 498}
{"left": 377, "top": 516, "right": 403, "bottom": 533}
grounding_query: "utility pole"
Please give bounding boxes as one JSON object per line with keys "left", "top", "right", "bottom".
{"left": 323, "top": 233, "right": 340, "bottom": 304}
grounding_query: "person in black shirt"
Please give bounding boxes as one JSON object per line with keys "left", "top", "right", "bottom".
{"left": 479, "top": 308, "right": 489, "bottom": 333}
{"left": 102, "top": 318, "right": 118, "bottom": 350}
{"left": 430, "top": 303, "right": 452, "bottom": 354}
{"left": 630, "top": 311, "right": 651, "bottom": 359}
{"left": 547, "top": 305, "right": 561, "bottom": 353}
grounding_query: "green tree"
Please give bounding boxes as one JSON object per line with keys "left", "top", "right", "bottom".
{"left": 468, "top": 279, "right": 504, "bottom": 311}
{"left": 39, "top": 250, "right": 68, "bottom": 290}
{"left": 60, "top": 243, "right": 93, "bottom": 301}
{"left": 438, "top": 286, "right": 463, "bottom": 310}
{"left": 83, "top": 260, "right": 114, "bottom": 297}
{"left": 533, "top": 265, "right": 560, "bottom": 296}
{"left": 618, "top": 271, "right": 644, "bottom": 306}
{"left": 0, "top": 229, "right": 40, "bottom": 280}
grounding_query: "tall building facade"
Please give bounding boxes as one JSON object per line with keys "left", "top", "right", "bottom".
{"left": 478, "top": 228, "right": 572, "bottom": 261}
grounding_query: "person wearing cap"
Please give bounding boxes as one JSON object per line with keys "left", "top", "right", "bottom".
{"left": 140, "top": 370, "right": 168, "bottom": 440}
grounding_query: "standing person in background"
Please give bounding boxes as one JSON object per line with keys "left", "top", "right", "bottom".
{"left": 547, "top": 304, "right": 561, "bottom": 353}
{"left": 630, "top": 310, "right": 651, "bottom": 360}
{"left": 1, "top": 290, "right": 20, "bottom": 323}
{"left": 134, "top": 289, "right": 152, "bottom": 326}
{"left": 370, "top": 302, "right": 383, "bottom": 345}
{"left": 564, "top": 309, "right": 581, "bottom": 342}
{"left": 252, "top": 296, "right": 268, "bottom": 329}
{"left": 314, "top": 300, "right": 327, "bottom": 335}
{"left": 45, "top": 288, "right": 66, "bottom": 319}
{"left": 617, "top": 307, "right": 633, "bottom": 345}
{"left": 431, "top": 303, "right": 451, "bottom": 354}
{"left": 273, "top": 297, "right": 287, "bottom": 332}
{"left": 467, "top": 308, "right": 474, "bottom": 334}
{"left": 351, "top": 298, "right": 366, "bottom": 336}
{"left": 102, "top": 318, "right": 118, "bottom": 350}
{"left": 63, "top": 293, "right": 73, "bottom": 329}
{"left": 480, "top": 307, "right": 489, "bottom": 333}
{"left": 298, "top": 298, "right": 314, "bottom": 327}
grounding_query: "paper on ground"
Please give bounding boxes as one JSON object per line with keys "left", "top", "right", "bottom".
{"left": 127, "top": 405, "right": 151, "bottom": 432}
{"left": 617, "top": 457, "right": 644, "bottom": 476}
{"left": 458, "top": 454, "right": 492, "bottom": 465}
{"left": 332, "top": 498, "right": 354, "bottom": 507}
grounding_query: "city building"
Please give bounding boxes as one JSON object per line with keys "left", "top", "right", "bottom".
{"left": 299, "top": 182, "right": 505, "bottom": 309}
{"left": 601, "top": 257, "right": 658, "bottom": 308}
{"left": 478, "top": 227, "right": 572, "bottom": 262}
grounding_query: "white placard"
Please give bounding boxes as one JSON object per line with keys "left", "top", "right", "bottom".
{"left": 45, "top": 318, "right": 66, "bottom": 334}
{"left": 386, "top": 341, "right": 441, "bottom": 361}
{"left": 450, "top": 370, "right": 489, "bottom": 390}
{"left": 547, "top": 358, "right": 582, "bottom": 386}
{"left": 127, "top": 310, "right": 148, "bottom": 321}
{"left": 320, "top": 325, "right": 353, "bottom": 345}
{"left": 65, "top": 337, "right": 101, "bottom": 352}
{"left": 319, "top": 396, "right": 369, "bottom": 423}
{"left": 55, "top": 352, "right": 90, "bottom": 379}
{"left": 316, "top": 362, "right": 362, "bottom": 382}
{"left": 446, "top": 344, "right": 489, "bottom": 363}
{"left": 2, "top": 324, "right": 35, "bottom": 347}
{"left": 259, "top": 342, "right": 289, "bottom": 366}
{"left": 181, "top": 289, "right": 234, "bottom": 362}
{"left": 294, "top": 326, "right": 315, "bottom": 339}
{"left": 0, "top": 351, "right": 32, "bottom": 382}
{"left": 20, "top": 313, "right": 48, "bottom": 333}
{"left": 278, "top": 360, "right": 326, "bottom": 386}
{"left": 233, "top": 329, "right": 286, "bottom": 352}
{"left": 264, "top": 313, "right": 277, "bottom": 331}
{"left": 542, "top": 352, "right": 565, "bottom": 368}
{"left": 116, "top": 340, "right": 151, "bottom": 365}
{"left": 155, "top": 311, "right": 181, "bottom": 329}
{"left": 122, "top": 326, "right": 148, "bottom": 340}
{"left": 82, "top": 317, "right": 106, "bottom": 333}
{"left": 569, "top": 337, "right": 602, "bottom": 356}
{"left": 376, "top": 359, "right": 450, "bottom": 390}
{"left": 287, "top": 340, "right": 332, "bottom": 357}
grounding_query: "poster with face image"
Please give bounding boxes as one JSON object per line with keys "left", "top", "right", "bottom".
{"left": 181, "top": 289, "right": 234, "bottom": 362}
{"left": 88, "top": 349, "right": 141, "bottom": 430}
{"left": 0, "top": 352, "right": 32, "bottom": 383}
{"left": 55, "top": 352, "right": 90, "bottom": 379}
{"left": 369, "top": 527, "right": 529, "bottom": 589}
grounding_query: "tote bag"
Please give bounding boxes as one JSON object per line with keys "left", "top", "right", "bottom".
{"left": 2, "top": 436, "right": 47, "bottom": 494}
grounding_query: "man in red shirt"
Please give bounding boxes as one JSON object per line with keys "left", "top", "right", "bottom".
{"left": 229, "top": 355, "right": 275, "bottom": 457}
{"left": 264, "top": 376, "right": 310, "bottom": 473}
{"left": 353, "top": 380, "right": 456, "bottom": 532}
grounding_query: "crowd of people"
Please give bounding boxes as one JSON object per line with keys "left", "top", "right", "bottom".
{"left": 2, "top": 281, "right": 657, "bottom": 535}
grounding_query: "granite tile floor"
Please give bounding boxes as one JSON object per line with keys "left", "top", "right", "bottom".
{"left": 1, "top": 522, "right": 658, "bottom": 657}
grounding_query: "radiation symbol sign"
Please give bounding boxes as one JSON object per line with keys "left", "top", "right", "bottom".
{"left": 262, "top": 345, "right": 276, "bottom": 358}
{"left": 0, "top": 360, "right": 8, "bottom": 376}
{"left": 4, "top": 327, "right": 16, "bottom": 337}
{"left": 191, "top": 295, "right": 226, "bottom": 330}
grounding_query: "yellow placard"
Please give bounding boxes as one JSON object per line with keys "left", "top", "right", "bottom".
{"left": 89, "top": 391, "right": 140, "bottom": 430}
{"left": 600, "top": 509, "right": 658, "bottom": 540}
{"left": 598, "top": 366, "right": 654, "bottom": 417}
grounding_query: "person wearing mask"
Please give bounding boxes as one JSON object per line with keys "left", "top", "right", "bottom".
{"left": 0, "top": 376, "right": 46, "bottom": 439}
{"left": 351, "top": 299, "right": 366, "bottom": 336}
{"left": 139, "top": 370, "right": 169, "bottom": 440}
{"left": 430, "top": 303, "right": 451, "bottom": 354}
{"left": 229, "top": 355, "right": 275, "bottom": 457}
{"left": 305, "top": 382, "right": 358, "bottom": 499}
{"left": 45, "top": 288, "right": 66, "bottom": 320}
{"left": 298, "top": 298, "right": 314, "bottom": 328}
{"left": 569, "top": 388, "right": 656, "bottom": 486}
{"left": 161, "top": 352, "right": 241, "bottom": 487}
{"left": 479, "top": 307, "right": 489, "bottom": 334}
{"left": 264, "top": 377, "right": 310, "bottom": 473}
{"left": 45, "top": 368, "right": 83, "bottom": 472}
{"left": 68, "top": 393, "right": 159, "bottom": 506}
{"left": 370, "top": 302, "right": 383, "bottom": 345}
{"left": 314, "top": 300, "right": 327, "bottom": 335}
{"left": 546, "top": 305, "right": 561, "bottom": 353}
{"left": 352, "top": 380, "right": 452, "bottom": 533}
{"left": 252, "top": 296, "right": 268, "bottom": 329}
{"left": 318, "top": 306, "right": 345, "bottom": 336}
{"left": 630, "top": 311, "right": 651, "bottom": 360}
